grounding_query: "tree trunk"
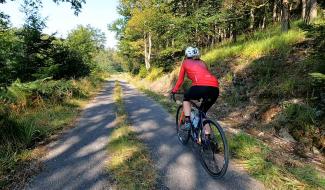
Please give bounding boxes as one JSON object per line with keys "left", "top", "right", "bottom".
{"left": 250, "top": 8, "right": 255, "bottom": 29}
{"left": 144, "top": 33, "right": 148, "bottom": 70}
{"left": 229, "top": 23, "right": 233, "bottom": 41}
{"left": 302, "top": 0, "right": 307, "bottom": 20}
{"left": 305, "top": 0, "right": 317, "bottom": 24}
{"left": 144, "top": 32, "right": 151, "bottom": 70}
{"left": 281, "top": 0, "right": 290, "bottom": 32}
{"left": 232, "top": 23, "right": 237, "bottom": 43}
{"left": 147, "top": 32, "right": 151, "bottom": 70}
{"left": 273, "top": 1, "right": 278, "bottom": 22}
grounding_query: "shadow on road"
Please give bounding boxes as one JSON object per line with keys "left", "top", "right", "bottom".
{"left": 120, "top": 80, "right": 264, "bottom": 190}
{"left": 26, "top": 81, "right": 116, "bottom": 190}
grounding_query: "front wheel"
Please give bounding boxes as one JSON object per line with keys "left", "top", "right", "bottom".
{"left": 176, "top": 105, "right": 190, "bottom": 145}
{"left": 199, "top": 119, "right": 229, "bottom": 178}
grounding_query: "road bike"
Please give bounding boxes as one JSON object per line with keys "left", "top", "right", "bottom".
{"left": 172, "top": 93, "right": 229, "bottom": 178}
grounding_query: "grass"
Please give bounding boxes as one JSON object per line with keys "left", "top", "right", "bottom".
{"left": 202, "top": 22, "right": 305, "bottom": 65}
{"left": 0, "top": 72, "right": 108, "bottom": 189}
{"left": 229, "top": 133, "right": 325, "bottom": 190}
{"left": 106, "top": 81, "right": 156, "bottom": 190}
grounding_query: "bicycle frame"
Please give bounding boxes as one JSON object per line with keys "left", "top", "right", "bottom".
{"left": 174, "top": 93, "right": 209, "bottom": 142}
{"left": 186, "top": 100, "right": 207, "bottom": 143}
{"left": 174, "top": 93, "right": 229, "bottom": 178}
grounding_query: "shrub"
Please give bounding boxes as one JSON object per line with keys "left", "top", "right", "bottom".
{"left": 1, "top": 74, "right": 106, "bottom": 107}
{"left": 283, "top": 103, "right": 317, "bottom": 130}
{"left": 138, "top": 66, "right": 148, "bottom": 79}
{"left": 146, "top": 67, "right": 164, "bottom": 81}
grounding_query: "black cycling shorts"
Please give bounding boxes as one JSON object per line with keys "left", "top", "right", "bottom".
{"left": 183, "top": 86, "right": 219, "bottom": 113}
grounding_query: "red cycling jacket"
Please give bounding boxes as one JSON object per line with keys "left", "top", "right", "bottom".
{"left": 172, "top": 59, "right": 219, "bottom": 93}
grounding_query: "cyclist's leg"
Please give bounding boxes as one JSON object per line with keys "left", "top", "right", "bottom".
{"left": 183, "top": 86, "right": 201, "bottom": 126}
{"left": 200, "top": 87, "right": 219, "bottom": 135}
{"left": 200, "top": 87, "right": 219, "bottom": 113}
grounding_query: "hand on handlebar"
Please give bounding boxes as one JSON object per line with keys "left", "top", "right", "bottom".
{"left": 170, "top": 92, "right": 176, "bottom": 102}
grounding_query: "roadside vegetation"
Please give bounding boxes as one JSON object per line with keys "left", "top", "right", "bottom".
{"left": 122, "top": 18, "right": 325, "bottom": 189}
{"left": 0, "top": 1, "right": 114, "bottom": 188}
{"left": 106, "top": 81, "right": 156, "bottom": 189}
{"left": 0, "top": 72, "right": 108, "bottom": 188}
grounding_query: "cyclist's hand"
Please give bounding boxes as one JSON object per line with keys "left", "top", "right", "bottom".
{"left": 170, "top": 92, "right": 176, "bottom": 102}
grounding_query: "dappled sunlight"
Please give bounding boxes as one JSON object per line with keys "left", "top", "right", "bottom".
{"left": 46, "top": 135, "right": 80, "bottom": 160}
{"left": 24, "top": 81, "right": 116, "bottom": 190}
{"left": 166, "top": 152, "right": 198, "bottom": 190}
{"left": 105, "top": 80, "right": 157, "bottom": 189}
{"left": 120, "top": 81, "right": 266, "bottom": 190}
{"left": 133, "top": 108, "right": 151, "bottom": 115}
{"left": 202, "top": 27, "right": 305, "bottom": 65}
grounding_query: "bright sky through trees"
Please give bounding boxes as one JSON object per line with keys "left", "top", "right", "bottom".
{"left": 0, "top": 0, "right": 119, "bottom": 48}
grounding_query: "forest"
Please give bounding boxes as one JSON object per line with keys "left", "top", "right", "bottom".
{"left": 109, "top": 0, "right": 323, "bottom": 73}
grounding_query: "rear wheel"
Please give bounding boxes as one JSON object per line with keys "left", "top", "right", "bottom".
{"left": 176, "top": 105, "right": 190, "bottom": 145}
{"left": 199, "top": 119, "right": 229, "bottom": 178}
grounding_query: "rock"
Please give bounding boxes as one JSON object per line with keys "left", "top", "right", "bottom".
{"left": 279, "top": 128, "right": 297, "bottom": 143}
{"left": 258, "top": 132, "right": 264, "bottom": 137}
{"left": 312, "top": 146, "right": 321, "bottom": 154}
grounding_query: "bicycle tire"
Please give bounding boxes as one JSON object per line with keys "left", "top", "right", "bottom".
{"left": 199, "top": 119, "right": 229, "bottom": 178}
{"left": 176, "top": 105, "right": 190, "bottom": 145}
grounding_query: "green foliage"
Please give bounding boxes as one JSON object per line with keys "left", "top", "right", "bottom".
{"left": 282, "top": 103, "right": 317, "bottom": 131}
{"left": 111, "top": 0, "right": 315, "bottom": 72}
{"left": 228, "top": 132, "right": 325, "bottom": 189}
{"left": 0, "top": 72, "right": 106, "bottom": 188}
{"left": 202, "top": 26, "right": 305, "bottom": 65}
{"left": 288, "top": 165, "right": 325, "bottom": 189}
{"left": 138, "top": 65, "right": 148, "bottom": 79}
{"left": 47, "top": 40, "right": 91, "bottom": 79}
{"left": 0, "top": 0, "right": 86, "bottom": 15}
{"left": 146, "top": 67, "right": 163, "bottom": 81}
{"left": 0, "top": 28, "right": 23, "bottom": 87}
{"left": 309, "top": 73, "right": 325, "bottom": 87}
{"left": 66, "top": 25, "right": 106, "bottom": 67}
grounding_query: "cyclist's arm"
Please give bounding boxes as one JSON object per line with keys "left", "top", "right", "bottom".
{"left": 172, "top": 63, "right": 186, "bottom": 93}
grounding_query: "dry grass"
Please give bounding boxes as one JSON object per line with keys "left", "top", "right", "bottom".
{"left": 106, "top": 81, "right": 157, "bottom": 190}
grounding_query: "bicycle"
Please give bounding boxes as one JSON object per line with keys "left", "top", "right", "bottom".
{"left": 172, "top": 93, "right": 229, "bottom": 178}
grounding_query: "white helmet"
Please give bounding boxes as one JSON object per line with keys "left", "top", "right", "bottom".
{"left": 185, "top": 47, "right": 200, "bottom": 58}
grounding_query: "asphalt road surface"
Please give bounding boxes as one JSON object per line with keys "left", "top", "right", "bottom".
{"left": 25, "top": 80, "right": 265, "bottom": 190}
{"left": 25, "top": 81, "right": 115, "bottom": 190}
{"left": 121, "top": 81, "right": 265, "bottom": 190}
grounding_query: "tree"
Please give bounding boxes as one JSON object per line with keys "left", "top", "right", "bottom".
{"left": 281, "top": 0, "right": 290, "bottom": 32}
{"left": 15, "top": 0, "right": 50, "bottom": 81}
{"left": 0, "top": 0, "right": 85, "bottom": 15}
{"left": 110, "top": 0, "right": 321, "bottom": 74}
{"left": 304, "top": 0, "right": 318, "bottom": 24}
{"left": 66, "top": 25, "right": 106, "bottom": 69}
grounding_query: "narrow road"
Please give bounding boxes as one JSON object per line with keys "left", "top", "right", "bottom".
{"left": 25, "top": 81, "right": 116, "bottom": 190}
{"left": 25, "top": 80, "right": 265, "bottom": 190}
{"left": 121, "top": 81, "right": 265, "bottom": 190}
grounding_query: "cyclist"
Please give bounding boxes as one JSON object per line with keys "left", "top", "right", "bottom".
{"left": 171, "top": 47, "right": 219, "bottom": 135}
